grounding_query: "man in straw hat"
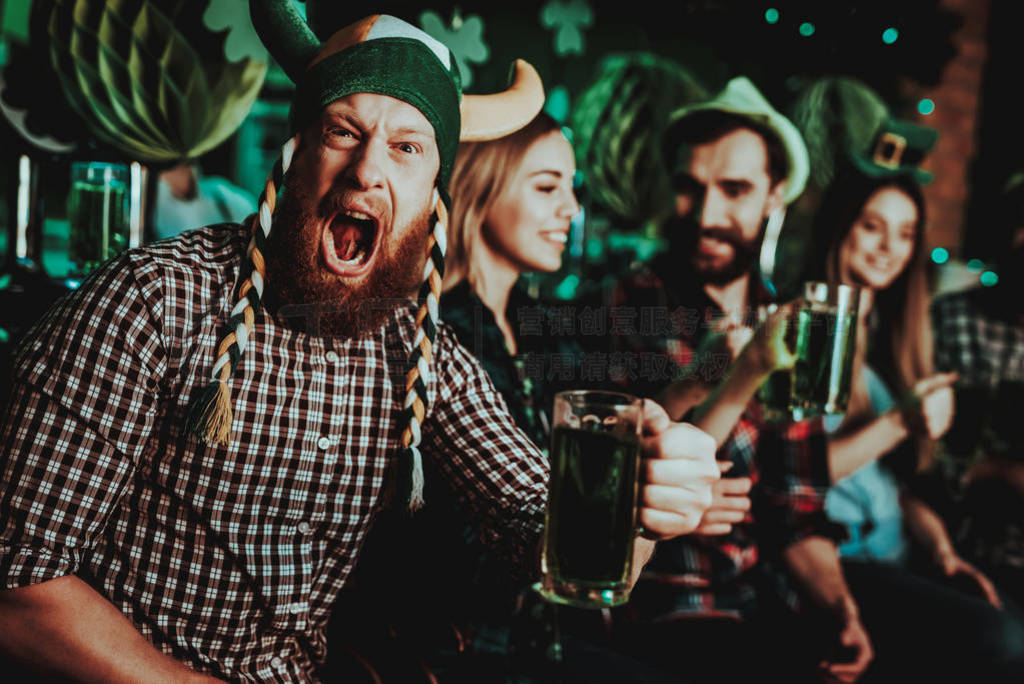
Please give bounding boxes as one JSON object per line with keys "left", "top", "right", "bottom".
{"left": 0, "top": 3, "right": 718, "bottom": 681}
{"left": 600, "top": 76, "right": 874, "bottom": 683}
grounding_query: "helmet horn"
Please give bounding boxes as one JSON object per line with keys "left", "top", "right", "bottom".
{"left": 460, "top": 60, "right": 545, "bottom": 142}
{"left": 249, "top": 0, "right": 322, "bottom": 83}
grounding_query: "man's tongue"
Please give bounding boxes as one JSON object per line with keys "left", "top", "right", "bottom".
{"left": 336, "top": 223, "right": 362, "bottom": 261}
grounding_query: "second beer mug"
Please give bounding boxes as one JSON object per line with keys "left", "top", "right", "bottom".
{"left": 759, "top": 281, "right": 860, "bottom": 421}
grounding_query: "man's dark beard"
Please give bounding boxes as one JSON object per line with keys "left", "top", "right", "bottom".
{"left": 262, "top": 178, "right": 431, "bottom": 338}
{"left": 664, "top": 214, "right": 760, "bottom": 286}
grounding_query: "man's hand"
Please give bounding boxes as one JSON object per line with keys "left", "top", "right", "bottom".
{"left": 694, "top": 462, "right": 752, "bottom": 535}
{"left": 936, "top": 550, "right": 1003, "bottom": 608}
{"left": 819, "top": 605, "right": 874, "bottom": 684}
{"left": 901, "top": 372, "right": 958, "bottom": 439}
{"left": 739, "top": 301, "right": 798, "bottom": 375}
{"left": 637, "top": 399, "right": 719, "bottom": 539}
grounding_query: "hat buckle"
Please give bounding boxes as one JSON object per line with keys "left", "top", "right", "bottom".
{"left": 873, "top": 131, "right": 908, "bottom": 170}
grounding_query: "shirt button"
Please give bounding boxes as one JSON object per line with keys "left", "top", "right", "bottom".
{"left": 271, "top": 656, "right": 284, "bottom": 669}
{"left": 297, "top": 521, "right": 312, "bottom": 535}
{"left": 289, "top": 603, "right": 305, "bottom": 615}
{"left": 326, "top": 350, "right": 340, "bottom": 363}
{"left": 317, "top": 436, "right": 331, "bottom": 450}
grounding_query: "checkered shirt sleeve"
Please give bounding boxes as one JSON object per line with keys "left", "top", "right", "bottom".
{"left": 749, "top": 415, "right": 843, "bottom": 554}
{"left": 424, "top": 327, "right": 550, "bottom": 577}
{"left": 0, "top": 253, "right": 167, "bottom": 587}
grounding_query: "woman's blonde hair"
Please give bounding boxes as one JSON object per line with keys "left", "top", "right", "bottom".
{"left": 444, "top": 112, "right": 562, "bottom": 291}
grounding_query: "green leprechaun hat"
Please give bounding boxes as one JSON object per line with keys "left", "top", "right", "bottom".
{"left": 849, "top": 117, "right": 938, "bottom": 185}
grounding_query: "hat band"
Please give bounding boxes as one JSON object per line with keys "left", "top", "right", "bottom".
{"left": 290, "top": 38, "right": 461, "bottom": 188}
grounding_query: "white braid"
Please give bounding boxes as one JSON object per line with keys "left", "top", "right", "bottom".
{"left": 250, "top": 270, "right": 265, "bottom": 298}
{"left": 408, "top": 416, "right": 422, "bottom": 446}
{"left": 231, "top": 299, "right": 249, "bottom": 318}
{"left": 259, "top": 203, "right": 273, "bottom": 237}
{"left": 411, "top": 326, "right": 426, "bottom": 350}
{"left": 234, "top": 322, "right": 249, "bottom": 354}
{"left": 404, "top": 387, "right": 420, "bottom": 412}
{"left": 282, "top": 136, "right": 298, "bottom": 173}
{"left": 409, "top": 444, "right": 425, "bottom": 508}
{"left": 416, "top": 355, "right": 430, "bottom": 384}
{"left": 211, "top": 354, "right": 231, "bottom": 378}
{"left": 433, "top": 217, "right": 447, "bottom": 255}
{"left": 426, "top": 292, "right": 439, "bottom": 325}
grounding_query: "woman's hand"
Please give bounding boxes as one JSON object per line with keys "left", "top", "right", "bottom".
{"left": 818, "top": 596, "right": 874, "bottom": 684}
{"left": 935, "top": 549, "right": 1003, "bottom": 609}
{"left": 901, "top": 372, "right": 958, "bottom": 439}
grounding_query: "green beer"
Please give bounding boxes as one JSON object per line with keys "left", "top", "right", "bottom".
{"left": 67, "top": 163, "right": 130, "bottom": 276}
{"left": 791, "top": 307, "right": 857, "bottom": 418}
{"left": 758, "top": 368, "right": 793, "bottom": 422}
{"left": 756, "top": 282, "right": 860, "bottom": 421}
{"left": 540, "top": 391, "right": 642, "bottom": 608}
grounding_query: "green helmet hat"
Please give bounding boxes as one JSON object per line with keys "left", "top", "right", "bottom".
{"left": 249, "top": 1, "right": 544, "bottom": 189}
{"left": 187, "top": 2, "right": 545, "bottom": 513}
{"left": 665, "top": 76, "right": 810, "bottom": 205}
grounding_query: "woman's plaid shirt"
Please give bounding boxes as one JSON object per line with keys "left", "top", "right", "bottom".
{"left": 0, "top": 224, "right": 548, "bottom": 682}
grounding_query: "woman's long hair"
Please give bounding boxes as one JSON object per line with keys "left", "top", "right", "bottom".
{"left": 804, "top": 168, "right": 935, "bottom": 469}
{"left": 444, "top": 112, "right": 562, "bottom": 292}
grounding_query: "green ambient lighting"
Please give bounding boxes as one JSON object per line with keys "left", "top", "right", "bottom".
{"left": 882, "top": 27, "right": 899, "bottom": 44}
{"left": 967, "top": 258, "right": 985, "bottom": 273}
{"left": 981, "top": 271, "right": 999, "bottom": 287}
{"left": 0, "top": 327, "right": 8, "bottom": 344}
{"left": 799, "top": 22, "right": 815, "bottom": 37}
{"left": 765, "top": 8, "right": 780, "bottom": 24}
{"left": 931, "top": 247, "right": 949, "bottom": 264}
{"left": 918, "top": 98, "right": 935, "bottom": 115}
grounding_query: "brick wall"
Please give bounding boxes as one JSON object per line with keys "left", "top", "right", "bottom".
{"left": 909, "top": 0, "right": 990, "bottom": 257}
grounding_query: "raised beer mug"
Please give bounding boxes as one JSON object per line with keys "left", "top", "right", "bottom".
{"left": 539, "top": 390, "right": 643, "bottom": 609}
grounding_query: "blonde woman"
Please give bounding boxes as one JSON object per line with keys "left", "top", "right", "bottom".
{"left": 442, "top": 111, "right": 581, "bottom": 446}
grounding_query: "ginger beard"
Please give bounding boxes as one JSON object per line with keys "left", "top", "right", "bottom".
{"left": 264, "top": 173, "right": 431, "bottom": 338}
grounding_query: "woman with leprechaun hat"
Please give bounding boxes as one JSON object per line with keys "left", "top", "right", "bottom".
{"left": 0, "top": 2, "right": 720, "bottom": 681}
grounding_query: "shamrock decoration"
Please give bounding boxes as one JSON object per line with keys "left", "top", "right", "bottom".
{"left": 203, "top": 0, "right": 270, "bottom": 63}
{"left": 540, "top": 0, "right": 594, "bottom": 56}
{"left": 419, "top": 9, "right": 489, "bottom": 89}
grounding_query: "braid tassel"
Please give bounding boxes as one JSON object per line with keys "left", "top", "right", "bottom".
{"left": 400, "top": 194, "right": 448, "bottom": 512}
{"left": 186, "top": 136, "right": 298, "bottom": 444}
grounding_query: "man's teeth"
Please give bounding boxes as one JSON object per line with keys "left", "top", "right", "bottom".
{"left": 341, "top": 249, "right": 364, "bottom": 264}
{"left": 344, "top": 210, "right": 373, "bottom": 221}
{"left": 543, "top": 232, "right": 568, "bottom": 243}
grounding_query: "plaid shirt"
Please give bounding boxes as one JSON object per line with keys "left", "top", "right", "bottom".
{"left": 933, "top": 287, "right": 1024, "bottom": 464}
{"left": 602, "top": 258, "right": 836, "bottom": 619}
{"left": 0, "top": 223, "right": 548, "bottom": 682}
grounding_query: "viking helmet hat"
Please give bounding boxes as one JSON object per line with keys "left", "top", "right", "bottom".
{"left": 186, "top": 1, "right": 545, "bottom": 512}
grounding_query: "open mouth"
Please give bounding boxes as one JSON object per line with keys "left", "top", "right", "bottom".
{"left": 321, "top": 209, "right": 380, "bottom": 276}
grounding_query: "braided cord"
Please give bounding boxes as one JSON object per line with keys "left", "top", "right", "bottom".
{"left": 400, "top": 195, "right": 448, "bottom": 511}
{"left": 185, "top": 136, "right": 299, "bottom": 444}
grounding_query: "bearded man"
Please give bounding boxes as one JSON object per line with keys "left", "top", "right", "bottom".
{"left": 602, "top": 78, "right": 874, "bottom": 683}
{"left": 0, "top": 4, "right": 719, "bottom": 682}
